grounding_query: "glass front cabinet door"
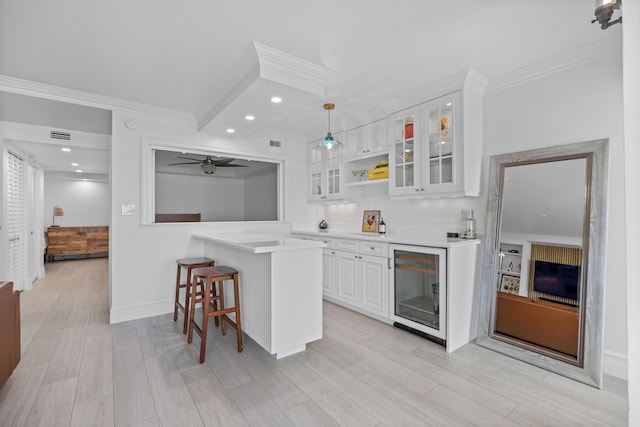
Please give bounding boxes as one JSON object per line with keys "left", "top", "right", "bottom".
{"left": 388, "top": 107, "right": 420, "bottom": 196}
{"left": 308, "top": 135, "right": 344, "bottom": 202}
{"left": 388, "top": 92, "right": 467, "bottom": 197}
{"left": 423, "top": 92, "right": 462, "bottom": 195}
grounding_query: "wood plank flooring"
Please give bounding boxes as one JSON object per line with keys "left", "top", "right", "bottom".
{"left": 0, "top": 258, "right": 628, "bottom": 426}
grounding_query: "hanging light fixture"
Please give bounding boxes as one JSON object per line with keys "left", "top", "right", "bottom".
{"left": 592, "top": 0, "right": 622, "bottom": 30}
{"left": 315, "top": 103, "right": 343, "bottom": 151}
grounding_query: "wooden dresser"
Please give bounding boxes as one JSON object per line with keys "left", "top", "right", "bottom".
{"left": 46, "top": 226, "right": 109, "bottom": 262}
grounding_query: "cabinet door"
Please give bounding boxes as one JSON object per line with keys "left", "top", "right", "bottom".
{"left": 325, "top": 135, "right": 343, "bottom": 199}
{"left": 336, "top": 251, "right": 358, "bottom": 304}
{"left": 308, "top": 140, "right": 324, "bottom": 200}
{"left": 389, "top": 107, "right": 421, "bottom": 196}
{"left": 367, "top": 119, "right": 388, "bottom": 155}
{"left": 322, "top": 249, "right": 336, "bottom": 297}
{"left": 345, "top": 125, "right": 366, "bottom": 159}
{"left": 422, "top": 92, "right": 462, "bottom": 194}
{"left": 308, "top": 137, "right": 344, "bottom": 201}
{"left": 360, "top": 254, "right": 389, "bottom": 317}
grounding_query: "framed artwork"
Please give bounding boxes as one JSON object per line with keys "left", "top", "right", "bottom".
{"left": 362, "top": 210, "right": 380, "bottom": 233}
{"left": 500, "top": 274, "right": 520, "bottom": 294}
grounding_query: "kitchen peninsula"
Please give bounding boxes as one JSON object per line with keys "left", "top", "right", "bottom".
{"left": 191, "top": 233, "right": 325, "bottom": 359}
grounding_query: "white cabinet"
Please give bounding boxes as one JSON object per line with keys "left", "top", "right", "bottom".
{"left": 345, "top": 119, "right": 388, "bottom": 160}
{"left": 316, "top": 238, "right": 390, "bottom": 320}
{"left": 388, "top": 93, "right": 463, "bottom": 197}
{"left": 308, "top": 133, "right": 344, "bottom": 202}
{"left": 388, "top": 70, "right": 485, "bottom": 198}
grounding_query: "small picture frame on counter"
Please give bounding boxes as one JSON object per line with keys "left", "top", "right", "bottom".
{"left": 361, "top": 210, "right": 380, "bottom": 233}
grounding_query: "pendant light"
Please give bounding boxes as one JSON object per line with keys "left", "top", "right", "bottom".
{"left": 315, "top": 103, "right": 343, "bottom": 151}
{"left": 591, "top": 0, "right": 622, "bottom": 29}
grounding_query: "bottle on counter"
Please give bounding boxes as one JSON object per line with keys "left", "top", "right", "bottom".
{"left": 379, "top": 217, "right": 386, "bottom": 234}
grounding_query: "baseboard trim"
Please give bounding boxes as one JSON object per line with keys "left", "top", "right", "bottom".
{"left": 603, "top": 350, "right": 628, "bottom": 380}
{"left": 110, "top": 299, "right": 173, "bottom": 324}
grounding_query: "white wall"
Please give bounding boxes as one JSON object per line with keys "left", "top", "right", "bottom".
{"left": 155, "top": 172, "right": 245, "bottom": 221}
{"left": 623, "top": 1, "right": 640, "bottom": 423}
{"left": 109, "top": 110, "right": 308, "bottom": 323}
{"left": 44, "top": 176, "right": 110, "bottom": 227}
{"left": 244, "top": 168, "right": 278, "bottom": 221}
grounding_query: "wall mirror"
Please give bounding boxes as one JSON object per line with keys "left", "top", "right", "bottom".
{"left": 476, "top": 139, "right": 609, "bottom": 388}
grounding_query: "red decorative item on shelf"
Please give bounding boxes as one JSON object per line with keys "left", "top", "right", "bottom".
{"left": 405, "top": 123, "right": 413, "bottom": 139}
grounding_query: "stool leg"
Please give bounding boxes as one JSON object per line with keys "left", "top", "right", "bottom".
{"left": 233, "top": 273, "right": 243, "bottom": 352}
{"left": 182, "top": 266, "right": 192, "bottom": 334}
{"left": 173, "top": 264, "right": 182, "bottom": 321}
{"left": 187, "top": 275, "right": 199, "bottom": 344}
{"left": 219, "top": 280, "right": 226, "bottom": 336}
{"left": 199, "top": 278, "right": 211, "bottom": 364}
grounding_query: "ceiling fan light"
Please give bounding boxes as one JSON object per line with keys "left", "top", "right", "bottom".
{"left": 201, "top": 163, "right": 216, "bottom": 174}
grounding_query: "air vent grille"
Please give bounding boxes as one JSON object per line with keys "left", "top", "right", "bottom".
{"left": 269, "top": 139, "right": 282, "bottom": 148}
{"left": 51, "top": 131, "right": 71, "bottom": 140}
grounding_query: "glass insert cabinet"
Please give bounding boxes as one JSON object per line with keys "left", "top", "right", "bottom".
{"left": 308, "top": 135, "right": 344, "bottom": 201}
{"left": 389, "top": 92, "right": 462, "bottom": 197}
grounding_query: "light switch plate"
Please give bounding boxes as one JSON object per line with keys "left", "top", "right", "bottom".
{"left": 121, "top": 204, "right": 135, "bottom": 215}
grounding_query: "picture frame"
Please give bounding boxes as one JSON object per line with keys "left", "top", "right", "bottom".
{"left": 361, "top": 210, "right": 380, "bottom": 233}
{"left": 499, "top": 274, "right": 521, "bottom": 294}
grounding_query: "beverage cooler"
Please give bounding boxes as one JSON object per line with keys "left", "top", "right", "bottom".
{"left": 390, "top": 244, "right": 447, "bottom": 344}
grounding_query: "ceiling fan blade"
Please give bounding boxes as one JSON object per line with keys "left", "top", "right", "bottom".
{"left": 175, "top": 156, "right": 205, "bottom": 161}
{"left": 215, "top": 164, "right": 247, "bottom": 167}
{"left": 167, "top": 161, "right": 202, "bottom": 165}
{"left": 213, "top": 158, "right": 235, "bottom": 164}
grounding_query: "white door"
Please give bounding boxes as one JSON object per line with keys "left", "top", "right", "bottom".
{"left": 7, "top": 151, "right": 25, "bottom": 290}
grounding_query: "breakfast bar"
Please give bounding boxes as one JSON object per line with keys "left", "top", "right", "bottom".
{"left": 191, "top": 233, "right": 325, "bottom": 359}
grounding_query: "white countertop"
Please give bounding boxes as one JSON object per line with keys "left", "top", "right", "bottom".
{"left": 192, "top": 232, "right": 326, "bottom": 253}
{"left": 291, "top": 229, "right": 480, "bottom": 248}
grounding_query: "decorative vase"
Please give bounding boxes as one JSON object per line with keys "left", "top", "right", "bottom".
{"left": 318, "top": 219, "right": 328, "bottom": 230}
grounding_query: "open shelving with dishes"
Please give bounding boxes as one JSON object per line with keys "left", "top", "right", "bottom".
{"left": 345, "top": 153, "right": 389, "bottom": 187}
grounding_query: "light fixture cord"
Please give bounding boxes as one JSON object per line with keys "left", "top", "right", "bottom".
{"left": 327, "top": 107, "right": 331, "bottom": 135}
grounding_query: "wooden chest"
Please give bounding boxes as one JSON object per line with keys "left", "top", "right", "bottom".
{"left": 47, "top": 226, "right": 109, "bottom": 261}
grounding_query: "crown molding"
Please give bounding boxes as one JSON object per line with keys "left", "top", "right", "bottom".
{"left": 0, "top": 75, "right": 194, "bottom": 121}
{"left": 194, "top": 41, "right": 335, "bottom": 131}
{"left": 487, "top": 33, "right": 622, "bottom": 94}
{"left": 380, "top": 68, "right": 487, "bottom": 115}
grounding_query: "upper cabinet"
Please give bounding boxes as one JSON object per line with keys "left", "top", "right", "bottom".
{"left": 345, "top": 119, "right": 388, "bottom": 160}
{"left": 389, "top": 69, "right": 486, "bottom": 198}
{"left": 308, "top": 132, "right": 345, "bottom": 202}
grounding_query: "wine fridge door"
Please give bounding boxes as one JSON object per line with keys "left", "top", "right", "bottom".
{"left": 390, "top": 244, "right": 447, "bottom": 341}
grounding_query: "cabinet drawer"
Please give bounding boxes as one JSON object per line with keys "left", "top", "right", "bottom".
{"left": 316, "top": 237, "right": 333, "bottom": 247}
{"left": 359, "top": 242, "right": 388, "bottom": 256}
{"left": 336, "top": 239, "right": 358, "bottom": 252}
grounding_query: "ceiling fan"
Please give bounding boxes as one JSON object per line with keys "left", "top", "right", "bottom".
{"left": 168, "top": 155, "right": 247, "bottom": 174}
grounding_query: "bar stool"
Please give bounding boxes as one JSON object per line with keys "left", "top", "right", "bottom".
{"left": 174, "top": 257, "right": 215, "bottom": 334}
{"left": 188, "top": 266, "right": 242, "bottom": 363}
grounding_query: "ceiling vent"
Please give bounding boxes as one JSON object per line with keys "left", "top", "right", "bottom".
{"left": 269, "top": 139, "right": 282, "bottom": 148}
{"left": 50, "top": 130, "right": 71, "bottom": 140}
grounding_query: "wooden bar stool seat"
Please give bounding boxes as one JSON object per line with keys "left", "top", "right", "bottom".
{"left": 174, "top": 257, "right": 215, "bottom": 334}
{"left": 188, "top": 266, "right": 243, "bottom": 363}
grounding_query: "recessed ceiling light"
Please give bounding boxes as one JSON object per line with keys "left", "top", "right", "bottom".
{"left": 71, "top": 163, "right": 79, "bottom": 166}
{"left": 75, "top": 169, "right": 83, "bottom": 173}
{"left": 61, "top": 147, "right": 71, "bottom": 152}
{"left": 226, "top": 128, "right": 235, "bottom": 134}
{"left": 446, "top": 102, "right": 452, "bottom": 106}
{"left": 245, "top": 115, "right": 255, "bottom": 121}
{"left": 270, "top": 97, "right": 282, "bottom": 104}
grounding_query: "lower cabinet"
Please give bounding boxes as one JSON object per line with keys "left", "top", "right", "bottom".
{"left": 326, "top": 243, "right": 389, "bottom": 320}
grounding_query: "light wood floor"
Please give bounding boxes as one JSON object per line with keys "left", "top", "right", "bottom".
{"left": 0, "top": 258, "right": 628, "bottom": 426}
